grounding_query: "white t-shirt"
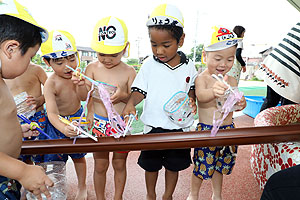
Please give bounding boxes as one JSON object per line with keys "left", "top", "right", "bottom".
{"left": 237, "top": 40, "right": 243, "bottom": 49}
{"left": 132, "top": 52, "right": 198, "bottom": 131}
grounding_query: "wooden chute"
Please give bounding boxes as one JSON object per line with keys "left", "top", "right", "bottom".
{"left": 21, "top": 124, "right": 300, "bottom": 155}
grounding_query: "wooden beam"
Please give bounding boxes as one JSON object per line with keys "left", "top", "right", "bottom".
{"left": 21, "top": 124, "right": 300, "bottom": 155}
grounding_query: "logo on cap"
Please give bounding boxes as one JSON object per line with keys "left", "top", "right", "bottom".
{"left": 65, "top": 43, "right": 71, "bottom": 50}
{"left": 55, "top": 34, "right": 63, "bottom": 41}
{"left": 98, "top": 26, "right": 116, "bottom": 41}
{"left": 217, "top": 28, "right": 235, "bottom": 41}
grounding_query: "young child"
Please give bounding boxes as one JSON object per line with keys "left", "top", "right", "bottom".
{"left": 227, "top": 25, "right": 246, "bottom": 84}
{"left": 122, "top": 4, "right": 197, "bottom": 200}
{"left": 187, "top": 27, "right": 247, "bottom": 200}
{"left": 42, "top": 30, "right": 88, "bottom": 200}
{"left": 0, "top": 0, "right": 53, "bottom": 199}
{"left": 85, "top": 16, "right": 136, "bottom": 200}
{"left": 4, "top": 62, "right": 48, "bottom": 163}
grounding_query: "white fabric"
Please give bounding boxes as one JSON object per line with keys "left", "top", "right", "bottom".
{"left": 262, "top": 22, "right": 300, "bottom": 103}
{"left": 51, "top": 31, "right": 74, "bottom": 52}
{"left": 237, "top": 40, "right": 243, "bottom": 49}
{"left": 103, "top": 17, "right": 126, "bottom": 46}
{"left": 0, "top": 0, "right": 18, "bottom": 14}
{"left": 132, "top": 54, "right": 197, "bottom": 130}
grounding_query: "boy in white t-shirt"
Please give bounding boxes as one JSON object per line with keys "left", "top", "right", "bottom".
{"left": 122, "top": 4, "right": 197, "bottom": 200}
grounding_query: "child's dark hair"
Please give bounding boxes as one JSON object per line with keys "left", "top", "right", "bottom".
{"left": 0, "top": 15, "right": 42, "bottom": 55}
{"left": 148, "top": 25, "right": 183, "bottom": 43}
{"left": 233, "top": 25, "right": 246, "bottom": 38}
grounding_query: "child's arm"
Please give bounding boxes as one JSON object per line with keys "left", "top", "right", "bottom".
{"left": 21, "top": 124, "right": 39, "bottom": 138}
{"left": 0, "top": 152, "right": 53, "bottom": 199}
{"left": 122, "top": 91, "right": 144, "bottom": 122}
{"left": 111, "top": 66, "right": 137, "bottom": 104}
{"left": 44, "top": 81, "right": 79, "bottom": 137}
{"left": 26, "top": 95, "right": 44, "bottom": 110}
{"left": 188, "top": 89, "right": 197, "bottom": 114}
{"left": 86, "top": 97, "right": 94, "bottom": 130}
{"left": 195, "top": 75, "right": 228, "bottom": 103}
{"left": 25, "top": 66, "right": 48, "bottom": 110}
{"left": 71, "top": 69, "right": 89, "bottom": 101}
{"left": 235, "top": 96, "right": 247, "bottom": 111}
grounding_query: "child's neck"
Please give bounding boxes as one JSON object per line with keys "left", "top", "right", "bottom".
{"left": 165, "top": 52, "right": 181, "bottom": 68}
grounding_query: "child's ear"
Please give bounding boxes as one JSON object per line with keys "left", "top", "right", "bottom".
{"left": 178, "top": 33, "right": 185, "bottom": 48}
{"left": 201, "top": 50, "right": 207, "bottom": 64}
{"left": 122, "top": 42, "right": 130, "bottom": 58}
{"left": 43, "top": 58, "right": 51, "bottom": 67}
{"left": 2, "top": 40, "right": 20, "bottom": 59}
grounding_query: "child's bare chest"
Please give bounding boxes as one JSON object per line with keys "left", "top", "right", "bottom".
{"left": 93, "top": 68, "right": 126, "bottom": 86}
{"left": 55, "top": 80, "right": 79, "bottom": 103}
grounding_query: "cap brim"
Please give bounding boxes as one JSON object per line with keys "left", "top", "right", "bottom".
{"left": 205, "top": 38, "right": 242, "bottom": 52}
{"left": 42, "top": 50, "right": 77, "bottom": 59}
{"left": 91, "top": 43, "right": 126, "bottom": 55}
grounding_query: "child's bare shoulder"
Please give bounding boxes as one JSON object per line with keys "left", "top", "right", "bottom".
{"left": 120, "top": 62, "right": 136, "bottom": 74}
{"left": 196, "top": 70, "right": 211, "bottom": 82}
{"left": 44, "top": 73, "right": 56, "bottom": 89}
{"left": 29, "top": 63, "right": 46, "bottom": 76}
{"left": 85, "top": 61, "right": 100, "bottom": 73}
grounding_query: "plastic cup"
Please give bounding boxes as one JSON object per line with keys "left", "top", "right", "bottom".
{"left": 14, "top": 92, "right": 35, "bottom": 120}
{"left": 163, "top": 91, "right": 194, "bottom": 126}
{"left": 92, "top": 82, "right": 117, "bottom": 99}
{"left": 216, "top": 87, "right": 243, "bottom": 112}
{"left": 26, "top": 161, "right": 67, "bottom": 200}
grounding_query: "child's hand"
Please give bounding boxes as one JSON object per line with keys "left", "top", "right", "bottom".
{"left": 122, "top": 104, "right": 137, "bottom": 124}
{"left": 242, "top": 66, "right": 246, "bottom": 73}
{"left": 18, "top": 164, "right": 54, "bottom": 200}
{"left": 86, "top": 113, "right": 94, "bottom": 130}
{"left": 26, "top": 95, "right": 39, "bottom": 110}
{"left": 110, "top": 84, "right": 128, "bottom": 104}
{"left": 63, "top": 123, "right": 80, "bottom": 137}
{"left": 235, "top": 96, "right": 247, "bottom": 111}
{"left": 21, "top": 124, "right": 39, "bottom": 138}
{"left": 189, "top": 98, "right": 197, "bottom": 115}
{"left": 212, "top": 81, "right": 228, "bottom": 98}
{"left": 71, "top": 69, "right": 85, "bottom": 86}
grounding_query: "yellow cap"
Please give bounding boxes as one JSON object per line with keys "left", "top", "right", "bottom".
{"left": 91, "top": 16, "right": 129, "bottom": 57}
{"left": 146, "top": 4, "right": 184, "bottom": 28}
{"left": 204, "top": 26, "right": 242, "bottom": 52}
{"left": 41, "top": 30, "right": 77, "bottom": 59}
{"left": 0, "top": 0, "right": 48, "bottom": 42}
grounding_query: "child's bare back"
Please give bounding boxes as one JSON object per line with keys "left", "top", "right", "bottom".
{"left": 4, "top": 63, "right": 47, "bottom": 112}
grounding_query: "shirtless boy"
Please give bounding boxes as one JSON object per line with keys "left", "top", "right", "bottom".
{"left": 86, "top": 16, "right": 136, "bottom": 200}
{"left": 0, "top": 0, "right": 53, "bottom": 199}
{"left": 42, "top": 30, "right": 88, "bottom": 200}
{"left": 187, "top": 27, "right": 247, "bottom": 200}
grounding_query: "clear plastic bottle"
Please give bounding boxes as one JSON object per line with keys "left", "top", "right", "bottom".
{"left": 26, "top": 161, "right": 67, "bottom": 200}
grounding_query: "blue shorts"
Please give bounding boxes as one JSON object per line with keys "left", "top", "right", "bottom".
{"left": 138, "top": 127, "right": 191, "bottom": 172}
{"left": 20, "top": 110, "right": 48, "bottom": 163}
{"left": 36, "top": 107, "right": 87, "bottom": 163}
{"left": 193, "top": 123, "right": 237, "bottom": 180}
{"left": 0, "top": 176, "right": 21, "bottom": 200}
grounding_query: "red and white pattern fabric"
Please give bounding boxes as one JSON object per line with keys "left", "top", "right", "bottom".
{"left": 250, "top": 104, "right": 300, "bottom": 189}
